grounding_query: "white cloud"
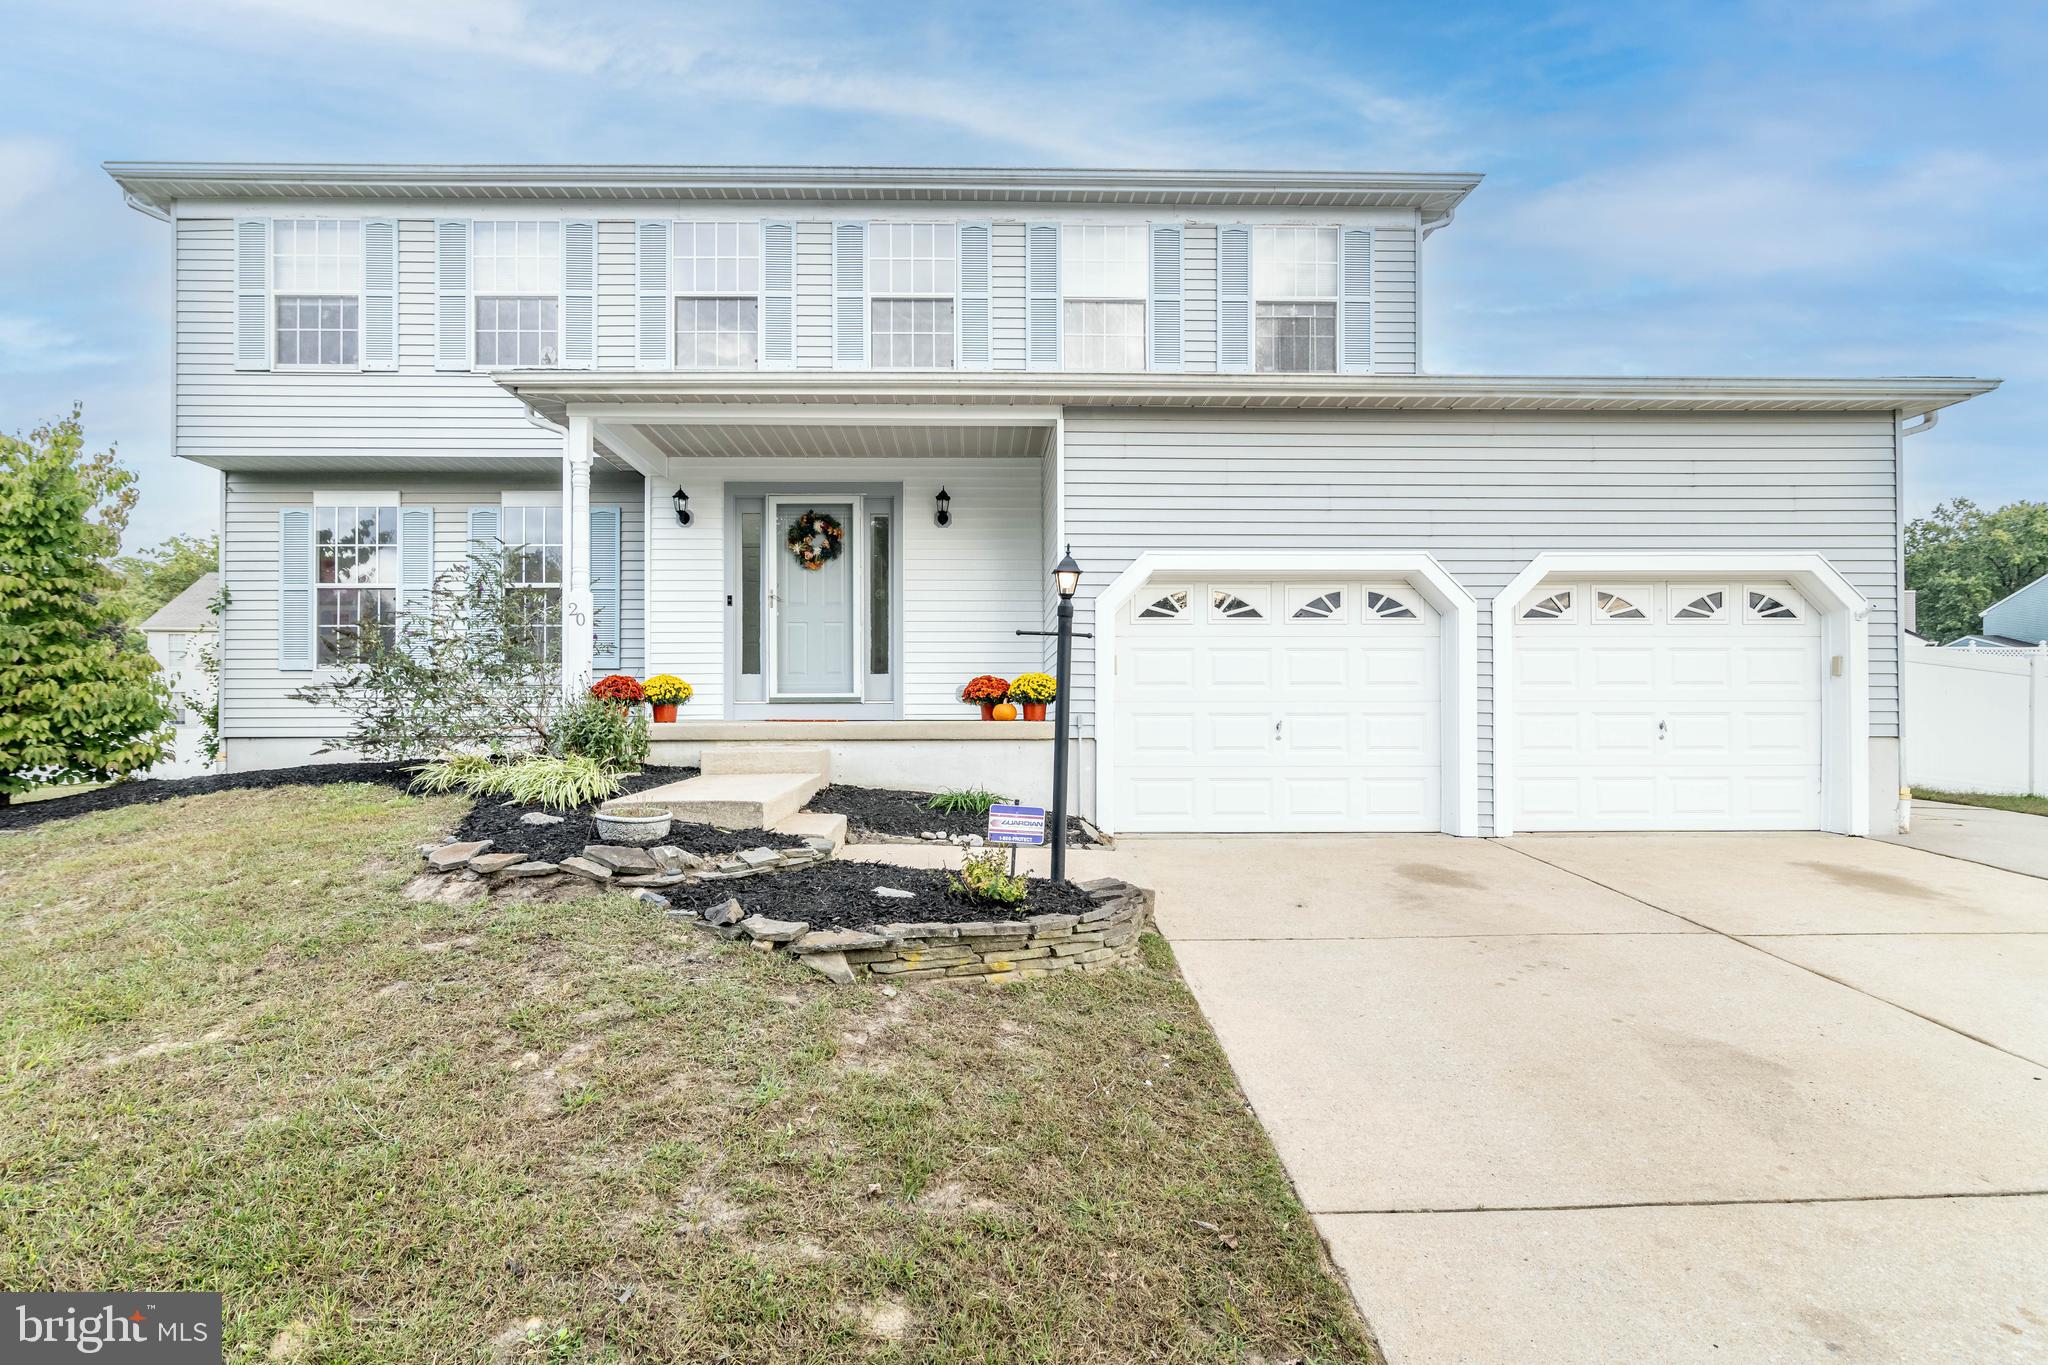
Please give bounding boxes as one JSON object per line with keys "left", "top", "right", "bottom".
{"left": 0, "top": 313, "right": 121, "bottom": 372}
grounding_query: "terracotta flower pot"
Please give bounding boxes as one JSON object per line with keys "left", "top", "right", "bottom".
{"left": 979, "top": 701, "right": 997, "bottom": 720}
{"left": 652, "top": 702, "right": 678, "bottom": 723}
{"left": 1021, "top": 701, "right": 1047, "bottom": 721}
{"left": 991, "top": 702, "right": 1019, "bottom": 721}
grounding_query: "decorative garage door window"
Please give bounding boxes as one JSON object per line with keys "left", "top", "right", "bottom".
{"left": 1287, "top": 586, "right": 1345, "bottom": 620}
{"left": 1745, "top": 586, "right": 1802, "bottom": 620}
{"left": 1209, "top": 586, "right": 1269, "bottom": 621}
{"left": 1671, "top": 587, "right": 1729, "bottom": 621}
{"left": 1135, "top": 587, "right": 1190, "bottom": 621}
{"left": 1594, "top": 588, "right": 1649, "bottom": 621}
{"left": 1364, "top": 589, "right": 1417, "bottom": 620}
{"left": 1521, "top": 588, "right": 1574, "bottom": 621}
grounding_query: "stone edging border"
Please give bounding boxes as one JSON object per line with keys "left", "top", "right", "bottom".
{"left": 689, "top": 877, "right": 1153, "bottom": 987}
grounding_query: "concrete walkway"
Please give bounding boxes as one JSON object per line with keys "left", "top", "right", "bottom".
{"left": 1879, "top": 799, "right": 2048, "bottom": 879}
{"left": 995, "top": 831, "right": 2048, "bottom": 1365}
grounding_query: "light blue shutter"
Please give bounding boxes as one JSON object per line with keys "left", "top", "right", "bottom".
{"left": 278, "top": 508, "right": 313, "bottom": 670}
{"left": 1147, "top": 223, "right": 1184, "bottom": 371}
{"left": 234, "top": 218, "right": 270, "bottom": 371}
{"left": 467, "top": 506, "right": 501, "bottom": 570}
{"left": 434, "top": 219, "right": 470, "bottom": 371}
{"left": 957, "top": 221, "right": 991, "bottom": 369}
{"left": 1339, "top": 227, "right": 1374, "bottom": 373}
{"left": 589, "top": 506, "right": 621, "bottom": 670}
{"left": 1025, "top": 222, "right": 1059, "bottom": 370}
{"left": 360, "top": 218, "right": 398, "bottom": 372}
{"left": 761, "top": 219, "right": 796, "bottom": 368}
{"left": 398, "top": 506, "right": 434, "bottom": 650}
{"left": 1217, "top": 224, "right": 1251, "bottom": 373}
{"left": 833, "top": 221, "right": 868, "bottom": 367}
{"left": 561, "top": 219, "right": 597, "bottom": 369}
{"left": 635, "top": 220, "right": 671, "bottom": 367}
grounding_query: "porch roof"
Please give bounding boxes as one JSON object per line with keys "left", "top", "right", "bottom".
{"left": 497, "top": 371, "right": 1999, "bottom": 430}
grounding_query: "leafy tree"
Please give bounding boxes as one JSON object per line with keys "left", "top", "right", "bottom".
{"left": 105, "top": 532, "right": 218, "bottom": 626}
{"left": 0, "top": 408, "right": 175, "bottom": 803}
{"left": 1905, "top": 499, "right": 2048, "bottom": 643}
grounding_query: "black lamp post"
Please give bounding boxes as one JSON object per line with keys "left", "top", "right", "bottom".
{"left": 1049, "top": 547, "right": 1082, "bottom": 881}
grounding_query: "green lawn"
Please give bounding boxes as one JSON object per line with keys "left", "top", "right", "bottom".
{"left": 0, "top": 783, "right": 1375, "bottom": 1363}
{"left": 8, "top": 781, "right": 108, "bottom": 805}
{"left": 1913, "top": 788, "right": 2048, "bottom": 818}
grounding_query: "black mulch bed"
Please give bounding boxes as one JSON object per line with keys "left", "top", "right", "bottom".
{"left": 450, "top": 767, "right": 806, "bottom": 864}
{"left": 803, "top": 783, "right": 1098, "bottom": 845}
{"left": 665, "top": 856, "right": 1096, "bottom": 930}
{"left": 0, "top": 761, "right": 418, "bottom": 832}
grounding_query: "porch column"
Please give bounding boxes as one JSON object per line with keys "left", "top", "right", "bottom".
{"left": 561, "top": 413, "right": 595, "bottom": 698}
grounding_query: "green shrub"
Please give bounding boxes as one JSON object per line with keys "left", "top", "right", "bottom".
{"left": 407, "top": 753, "right": 622, "bottom": 810}
{"left": 552, "top": 695, "right": 649, "bottom": 770}
{"left": 949, "top": 849, "right": 1029, "bottom": 906}
{"left": 408, "top": 751, "right": 495, "bottom": 794}
{"left": 926, "top": 787, "right": 1008, "bottom": 816}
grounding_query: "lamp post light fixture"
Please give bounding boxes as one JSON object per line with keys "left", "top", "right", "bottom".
{"left": 671, "top": 488, "right": 693, "bottom": 527}
{"left": 1049, "top": 546, "right": 1082, "bottom": 881}
{"left": 934, "top": 486, "right": 952, "bottom": 527}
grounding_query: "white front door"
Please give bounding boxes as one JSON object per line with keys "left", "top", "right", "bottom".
{"left": 1511, "top": 580, "right": 1824, "bottom": 830}
{"left": 1112, "top": 579, "right": 1444, "bottom": 832}
{"left": 769, "top": 499, "right": 858, "bottom": 698}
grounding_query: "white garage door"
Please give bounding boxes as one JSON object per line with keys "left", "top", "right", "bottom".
{"left": 1511, "top": 580, "right": 1823, "bottom": 830}
{"left": 1113, "top": 580, "right": 1442, "bottom": 832}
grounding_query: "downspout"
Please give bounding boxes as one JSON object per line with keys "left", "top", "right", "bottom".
{"left": 1893, "top": 407, "right": 1941, "bottom": 833}
{"left": 122, "top": 190, "right": 171, "bottom": 223}
{"left": 1419, "top": 206, "right": 1457, "bottom": 239}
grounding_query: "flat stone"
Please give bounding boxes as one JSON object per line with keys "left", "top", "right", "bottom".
{"left": 559, "top": 856, "right": 612, "bottom": 881}
{"left": 702, "top": 898, "right": 745, "bottom": 928}
{"left": 1025, "top": 912, "right": 1081, "bottom": 932}
{"left": 739, "top": 914, "right": 809, "bottom": 943}
{"left": 803, "top": 836, "right": 836, "bottom": 853}
{"left": 648, "top": 846, "right": 705, "bottom": 875}
{"left": 872, "top": 886, "right": 915, "bottom": 899}
{"left": 467, "top": 851, "right": 529, "bottom": 875}
{"left": 736, "top": 846, "right": 784, "bottom": 868}
{"left": 1076, "top": 877, "right": 1124, "bottom": 894}
{"left": 877, "top": 921, "right": 957, "bottom": 940}
{"left": 630, "top": 889, "right": 669, "bottom": 909}
{"left": 519, "top": 811, "right": 565, "bottom": 826}
{"left": 954, "top": 921, "right": 1023, "bottom": 937}
{"left": 583, "top": 844, "right": 658, "bottom": 875}
{"left": 800, "top": 951, "right": 856, "bottom": 985}
{"left": 497, "top": 861, "right": 559, "bottom": 879}
{"left": 427, "top": 840, "right": 491, "bottom": 870}
{"left": 615, "top": 872, "right": 690, "bottom": 888}
{"left": 788, "top": 928, "right": 889, "bottom": 955}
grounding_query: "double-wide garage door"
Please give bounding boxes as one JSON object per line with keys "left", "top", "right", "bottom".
{"left": 1113, "top": 580, "right": 1442, "bottom": 832}
{"left": 1511, "top": 579, "right": 1824, "bottom": 830}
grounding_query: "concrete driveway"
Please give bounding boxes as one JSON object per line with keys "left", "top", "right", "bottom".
{"left": 1101, "top": 832, "right": 2048, "bottom": 1365}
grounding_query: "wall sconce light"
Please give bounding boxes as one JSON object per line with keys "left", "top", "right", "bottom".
{"left": 934, "top": 486, "right": 952, "bottom": 527}
{"left": 671, "top": 487, "right": 692, "bottom": 527}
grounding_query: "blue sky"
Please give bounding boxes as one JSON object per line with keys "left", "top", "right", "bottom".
{"left": 2, "top": 0, "right": 2042, "bottom": 548}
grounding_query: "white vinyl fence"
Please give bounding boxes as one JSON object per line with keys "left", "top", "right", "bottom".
{"left": 1904, "top": 645, "right": 2048, "bottom": 796}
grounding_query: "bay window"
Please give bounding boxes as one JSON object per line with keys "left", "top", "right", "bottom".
{"left": 674, "top": 222, "right": 761, "bottom": 367}
{"left": 473, "top": 221, "right": 561, "bottom": 367}
{"left": 869, "top": 223, "right": 957, "bottom": 367}
{"left": 315, "top": 503, "right": 396, "bottom": 665}
{"left": 1061, "top": 224, "right": 1146, "bottom": 371}
{"left": 1253, "top": 226, "right": 1340, "bottom": 373}
{"left": 273, "top": 219, "right": 361, "bottom": 367}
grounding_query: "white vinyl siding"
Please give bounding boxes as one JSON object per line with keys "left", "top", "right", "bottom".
{"left": 219, "top": 471, "right": 644, "bottom": 741}
{"left": 1061, "top": 409, "right": 1905, "bottom": 830}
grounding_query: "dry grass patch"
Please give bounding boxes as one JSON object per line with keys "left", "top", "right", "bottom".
{"left": 0, "top": 783, "right": 1375, "bottom": 1362}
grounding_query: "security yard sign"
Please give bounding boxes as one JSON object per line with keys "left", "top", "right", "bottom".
{"left": 987, "top": 804, "right": 1047, "bottom": 846}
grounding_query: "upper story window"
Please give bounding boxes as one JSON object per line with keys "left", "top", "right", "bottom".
{"left": 273, "top": 219, "right": 361, "bottom": 367}
{"left": 869, "top": 223, "right": 957, "bottom": 368}
{"left": 1253, "top": 226, "right": 1339, "bottom": 373}
{"left": 315, "top": 503, "right": 396, "bottom": 665}
{"left": 473, "top": 222, "right": 560, "bottom": 367}
{"left": 1062, "top": 224, "right": 1146, "bottom": 371}
{"left": 673, "top": 222, "right": 760, "bottom": 368}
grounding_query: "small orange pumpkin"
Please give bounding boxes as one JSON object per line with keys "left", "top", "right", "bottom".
{"left": 990, "top": 701, "right": 1019, "bottom": 721}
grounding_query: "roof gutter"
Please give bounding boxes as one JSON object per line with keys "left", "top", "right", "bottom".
{"left": 120, "top": 188, "right": 170, "bottom": 222}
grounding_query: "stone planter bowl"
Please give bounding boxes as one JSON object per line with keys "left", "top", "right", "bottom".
{"left": 594, "top": 806, "right": 673, "bottom": 845}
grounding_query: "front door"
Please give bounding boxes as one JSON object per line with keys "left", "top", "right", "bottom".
{"left": 769, "top": 499, "right": 858, "bottom": 698}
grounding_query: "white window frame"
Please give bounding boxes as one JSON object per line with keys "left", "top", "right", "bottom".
{"left": 1207, "top": 583, "right": 1271, "bottom": 623}
{"left": 1284, "top": 583, "right": 1350, "bottom": 623}
{"left": 498, "top": 493, "right": 565, "bottom": 665}
{"left": 867, "top": 221, "right": 959, "bottom": 369}
{"left": 311, "top": 494, "right": 400, "bottom": 669}
{"left": 1060, "top": 223, "right": 1147, "bottom": 372}
{"left": 1743, "top": 582, "right": 1808, "bottom": 622}
{"left": 471, "top": 220, "right": 564, "bottom": 370}
{"left": 1591, "top": 583, "right": 1653, "bottom": 623}
{"left": 271, "top": 218, "right": 363, "bottom": 370}
{"left": 671, "top": 220, "right": 763, "bottom": 369}
{"left": 1253, "top": 225, "right": 1341, "bottom": 374}
{"left": 1668, "top": 584, "right": 1733, "bottom": 623}
{"left": 1519, "top": 586, "right": 1578, "bottom": 624}
{"left": 1132, "top": 584, "right": 1194, "bottom": 625}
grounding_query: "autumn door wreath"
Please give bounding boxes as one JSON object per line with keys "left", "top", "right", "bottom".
{"left": 785, "top": 509, "right": 846, "bottom": 570}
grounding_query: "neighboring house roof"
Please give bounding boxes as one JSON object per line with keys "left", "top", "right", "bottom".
{"left": 138, "top": 573, "right": 219, "bottom": 634}
{"left": 1944, "top": 634, "right": 2037, "bottom": 649}
{"left": 1981, "top": 572, "right": 2048, "bottom": 616}
{"left": 104, "top": 162, "right": 1485, "bottom": 219}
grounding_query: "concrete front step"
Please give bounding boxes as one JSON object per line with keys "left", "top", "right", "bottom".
{"left": 698, "top": 745, "right": 832, "bottom": 780}
{"left": 770, "top": 810, "right": 847, "bottom": 850}
{"left": 621, "top": 770, "right": 824, "bottom": 830}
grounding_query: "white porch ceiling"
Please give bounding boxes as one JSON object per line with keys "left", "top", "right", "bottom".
{"left": 610, "top": 421, "right": 1049, "bottom": 463}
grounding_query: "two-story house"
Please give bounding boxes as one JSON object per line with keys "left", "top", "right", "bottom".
{"left": 106, "top": 162, "right": 1996, "bottom": 838}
